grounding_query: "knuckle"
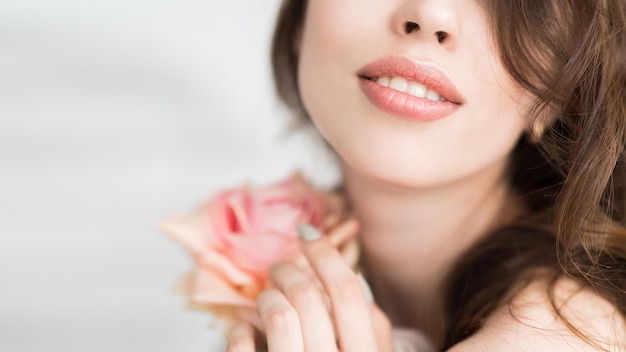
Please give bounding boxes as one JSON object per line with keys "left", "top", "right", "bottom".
{"left": 264, "top": 306, "right": 298, "bottom": 332}
{"left": 287, "top": 282, "right": 320, "bottom": 308}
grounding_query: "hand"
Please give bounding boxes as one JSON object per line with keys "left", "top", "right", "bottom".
{"left": 225, "top": 220, "right": 394, "bottom": 352}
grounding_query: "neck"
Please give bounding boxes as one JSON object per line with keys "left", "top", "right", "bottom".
{"left": 342, "top": 160, "right": 517, "bottom": 342}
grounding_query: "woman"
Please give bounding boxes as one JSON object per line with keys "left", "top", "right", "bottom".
{"left": 226, "top": 0, "right": 626, "bottom": 350}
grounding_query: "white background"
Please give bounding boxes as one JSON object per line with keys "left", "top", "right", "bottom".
{"left": 0, "top": 1, "right": 339, "bottom": 351}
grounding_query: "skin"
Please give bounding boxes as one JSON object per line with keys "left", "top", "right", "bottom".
{"left": 296, "top": 0, "right": 531, "bottom": 337}
{"left": 226, "top": 0, "right": 626, "bottom": 350}
{"left": 226, "top": 224, "right": 625, "bottom": 351}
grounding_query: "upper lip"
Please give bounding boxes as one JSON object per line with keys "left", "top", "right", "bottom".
{"left": 357, "top": 56, "right": 465, "bottom": 105}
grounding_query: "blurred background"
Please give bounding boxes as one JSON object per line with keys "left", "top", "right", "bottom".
{"left": 0, "top": 1, "right": 339, "bottom": 351}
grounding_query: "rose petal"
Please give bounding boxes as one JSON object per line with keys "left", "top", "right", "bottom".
{"left": 251, "top": 205, "right": 303, "bottom": 236}
{"left": 224, "top": 232, "right": 300, "bottom": 276}
{"left": 197, "top": 249, "right": 257, "bottom": 286}
{"left": 225, "top": 190, "right": 254, "bottom": 234}
{"left": 160, "top": 214, "right": 207, "bottom": 254}
{"left": 247, "top": 177, "right": 326, "bottom": 233}
{"left": 163, "top": 173, "right": 361, "bottom": 334}
{"left": 205, "top": 195, "right": 234, "bottom": 245}
{"left": 190, "top": 269, "right": 256, "bottom": 307}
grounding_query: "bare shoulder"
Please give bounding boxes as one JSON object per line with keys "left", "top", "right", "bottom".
{"left": 448, "top": 277, "right": 626, "bottom": 351}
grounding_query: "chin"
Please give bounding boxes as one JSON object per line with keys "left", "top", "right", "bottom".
{"left": 337, "top": 147, "right": 443, "bottom": 190}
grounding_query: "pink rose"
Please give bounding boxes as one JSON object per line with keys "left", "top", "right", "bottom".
{"left": 161, "top": 175, "right": 357, "bottom": 328}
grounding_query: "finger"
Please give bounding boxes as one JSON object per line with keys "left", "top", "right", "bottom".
{"left": 226, "top": 322, "right": 256, "bottom": 352}
{"left": 270, "top": 262, "right": 338, "bottom": 352}
{"left": 293, "top": 219, "right": 359, "bottom": 269}
{"left": 297, "top": 221, "right": 379, "bottom": 352}
{"left": 325, "top": 218, "right": 358, "bottom": 247}
{"left": 257, "top": 289, "right": 304, "bottom": 352}
{"left": 370, "top": 304, "right": 394, "bottom": 352}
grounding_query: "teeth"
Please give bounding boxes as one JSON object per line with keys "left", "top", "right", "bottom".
{"left": 388, "top": 77, "right": 408, "bottom": 92}
{"left": 408, "top": 82, "right": 426, "bottom": 98}
{"left": 376, "top": 76, "right": 390, "bottom": 87}
{"left": 374, "top": 76, "right": 447, "bottom": 102}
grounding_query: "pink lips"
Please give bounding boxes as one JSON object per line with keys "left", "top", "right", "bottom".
{"left": 358, "top": 56, "right": 464, "bottom": 122}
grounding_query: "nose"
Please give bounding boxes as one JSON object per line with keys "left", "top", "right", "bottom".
{"left": 392, "top": 1, "right": 459, "bottom": 49}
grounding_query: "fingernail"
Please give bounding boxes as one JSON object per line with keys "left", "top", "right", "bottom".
{"left": 357, "top": 273, "right": 374, "bottom": 304}
{"left": 297, "top": 223, "right": 322, "bottom": 242}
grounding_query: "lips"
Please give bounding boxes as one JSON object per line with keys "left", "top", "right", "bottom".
{"left": 357, "top": 56, "right": 464, "bottom": 122}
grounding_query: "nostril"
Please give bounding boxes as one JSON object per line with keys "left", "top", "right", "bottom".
{"left": 436, "top": 31, "right": 448, "bottom": 43}
{"left": 405, "top": 22, "right": 420, "bottom": 34}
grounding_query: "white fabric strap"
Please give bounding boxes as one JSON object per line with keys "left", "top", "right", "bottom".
{"left": 392, "top": 328, "right": 437, "bottom": 352}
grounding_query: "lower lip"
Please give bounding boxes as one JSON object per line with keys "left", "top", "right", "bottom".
{"left": 359, "top": 78, "right": 459, "bottom": 122}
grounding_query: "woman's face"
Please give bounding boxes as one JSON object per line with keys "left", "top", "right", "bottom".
{"left": 297, "top": 0, "right": 531, "bottom": 188}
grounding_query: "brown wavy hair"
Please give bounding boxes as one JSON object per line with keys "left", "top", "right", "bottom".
{"left": 271, "top": 0, "right": 626, "bottom": 349}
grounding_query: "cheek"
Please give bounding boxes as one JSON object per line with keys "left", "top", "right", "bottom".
{"left": 297, "top": 0, "right": 383, "bottom": 98}
{"left": 468, "top": 33, "right": 532, "bottom": 129}
{"left": 297, "top": 12, "right": 354, "bottom": 139}
{"left": 297, "top": 1, "right": 387, "bottom": 139}
{"left": 455, "top": 71, "right": 528, "bottom": 172}
{"left": 298, "top": 1, "right": 353, "bottom": 65}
